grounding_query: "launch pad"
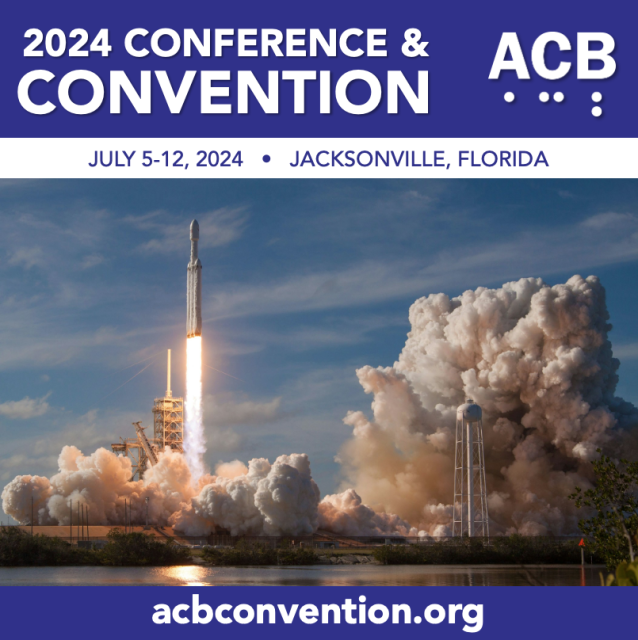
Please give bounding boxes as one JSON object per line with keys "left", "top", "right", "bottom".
{"left": 111, "top": 350, "right": 184, "bottom": 480}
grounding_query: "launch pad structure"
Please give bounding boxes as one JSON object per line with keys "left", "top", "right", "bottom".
{"left": 111, "top": 350, "right": 184, "bottom": 480}
{"left": 152, "top": 349, "right": 184, "bottom": 453}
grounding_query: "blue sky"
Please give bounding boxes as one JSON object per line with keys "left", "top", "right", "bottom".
{"left": 2, "top": 179, "right": 638, "bottom": 521}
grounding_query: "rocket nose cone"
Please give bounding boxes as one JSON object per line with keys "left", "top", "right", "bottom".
{"left": 190, "top": 219, "right": 199, "bottom": 240}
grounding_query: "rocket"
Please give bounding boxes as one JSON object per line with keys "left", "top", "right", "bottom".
{"left": 187, "top": 219, "right": 202, "bottom": 338}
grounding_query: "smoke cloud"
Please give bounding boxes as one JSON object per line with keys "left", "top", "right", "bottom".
{"left": 3, "top": 275, "right": 637, "bottom": 538}
{"left": 0, "top": 394, "right": 51, "bottom": 419}
{"left": 318, "top": 489, "right": 422, "bottom": 536}
{"left": 335, "top": 274, "right": 638, "bottom": 535}
{"left": 1, "top": 446, "right": 326, "bottom": 536}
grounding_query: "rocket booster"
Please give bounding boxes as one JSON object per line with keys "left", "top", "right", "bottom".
{"left": 187, "top": 219, "right": 202, "bottom": 338}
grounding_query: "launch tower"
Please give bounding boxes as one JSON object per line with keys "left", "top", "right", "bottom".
{"left": 112, "top": 350, "right": 183, "bottom": 480}
{"left": 152, "top": 349, "right": 184, "bottom": 452}
{"left": 453, "top": 400, "right": 489, "bottom": 538}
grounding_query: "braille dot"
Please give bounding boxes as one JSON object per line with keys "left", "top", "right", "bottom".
{"left": 504, "top": 92, "right": 515, "bottom": 103}
{"left": 553, "top": 92, "right": 564, "bottom": 103}
{"left": 539, "top": 92, "right": 550, "bottom": 103}
{"left": 262, "top": 154, "right": 271, "bottom": 163}
{"left": 592, "top": 92, "right": 603, "bottom": 103}
{"left": 592, "top": 106, "right": 602, "bottom": 117}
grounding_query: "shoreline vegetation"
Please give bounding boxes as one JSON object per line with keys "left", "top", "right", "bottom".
{"left": 0, "top": 527, "right": 601, "bottom": 568}
{"left": 204, "top": 537, "right": 600, "bottom": 566}
{"left": 202, "top": 544, "right": 319, "bottom": 566}
{"left": 0, "top": 527, "right": 190, "bottom": 567}
{"left": 372, "top": 537, "right": 598, "bottom": 566}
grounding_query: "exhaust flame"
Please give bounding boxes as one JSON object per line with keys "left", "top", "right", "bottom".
{"left": 184, "top": 336, "right": 205, "bottom": 485}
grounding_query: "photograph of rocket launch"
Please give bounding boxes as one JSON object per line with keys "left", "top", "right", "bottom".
{"left": 1, "top": 178, "right": 638, "bottom": 541}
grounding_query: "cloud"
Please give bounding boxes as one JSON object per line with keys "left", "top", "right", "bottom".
{"left": 613, "top": 342, "right": 638, "bottom": 360}
{"left": 0, "top": 394, "right": 51, "bottom": 419}
{"left": 7, "top": 247, "right": 46, "bottom": 269}
{"left": 1, "top": 185, "right": 638, "bottom": 380}
{"left": 279, "top": 365, "right": 361, "bottom": 409}
{"left": 205, "top": 428, "right": 244, "bottom": 456}
{"left": 0, "top": 312, "right": 148, "bottom": 371}
{"left": 0, "top": 407, "right": 145, "bottom": 486}
{"left": 208, "top": 260, "right": 424, "bottom": 320}
{"left": 230, "top": 314, "right": 408, "bottom": 353}
{"left": 125, "top": 208, "right": 248, "bottom": 254}
{"left": 205, "top": 212, "right": 638, "bottom": 321}
{"left": 81, "top": 253, "right": 105, "bottom": 269}
{"left": 200, "top": 393, "right": 284, "bottom": 460}
{"left": 215, "top": 460, "right": 248, "bottom": 478}
{"left": 204, "top": 393, "right": 282, "bottom": 427}
{"left": 581, "top": 212, "right": 635, "bottom": 229}
{"left": 335, "top": 275, "right": 638, "bottom": 535}
{"left": 285, "top": 183, "right": 445, "bottom": 250}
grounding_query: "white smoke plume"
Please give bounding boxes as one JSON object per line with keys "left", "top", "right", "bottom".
{"left": 184, "top": 336, "right": 205, "bottom": 485}
{"left": 335, "top": 275, "right": 638, "bottom": 536}
{"left": 1, "top": 447, "right": 196, "bottom": 527}
{"left": 171, "top": 453, "right": 321, "bottom": 536}
{"left": 3, "top": 275, "right": 637, "bottom": 538}
{"left": 2, "top": 446, "right": 330, "bottom": 537}
{"left": 318, "top": 489, "right": 423, "bottom": 537}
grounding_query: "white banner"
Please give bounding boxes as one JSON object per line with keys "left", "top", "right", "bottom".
{"left": 0, "top": 138, "right": 633, "bottom": 178}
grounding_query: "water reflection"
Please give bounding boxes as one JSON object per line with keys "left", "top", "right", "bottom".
{"left": 0, "top": 564, "right": 604, "bottom": 587}
{"left": 160, "top": 565, "right": 209, "bottom": 586}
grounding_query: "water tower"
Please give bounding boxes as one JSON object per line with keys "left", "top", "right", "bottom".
{"left": 453, "top": 399, "right": 489, "bottom": 538}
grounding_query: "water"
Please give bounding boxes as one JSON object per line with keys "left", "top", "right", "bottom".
{"left": 0, "top": 564, "right": 604, "bottom": 586}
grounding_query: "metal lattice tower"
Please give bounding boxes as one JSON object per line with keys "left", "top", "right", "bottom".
{"left": 453, "top": 399, "right": 489, "bottom": 538}
{"left": 152, "top": 349, "right": 184, "bottom": 453}
{"left": 112, "top": 350, "right": 184, "bottom": 480}
{"left": 111, "top": 438, "right": 147, "bottom": 481}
